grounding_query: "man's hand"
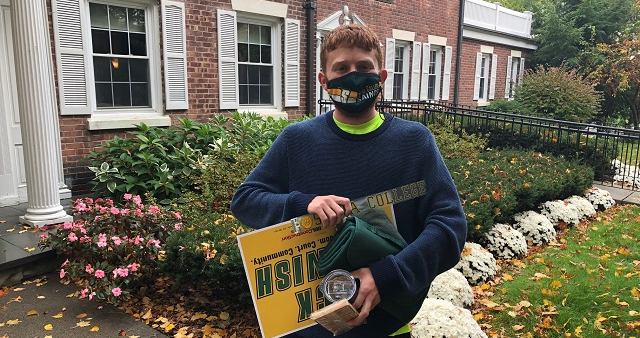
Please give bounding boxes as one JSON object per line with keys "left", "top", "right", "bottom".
{"left": 347, "top": 267, "right": 380, "bottom": 327}
{"left": 307, "top": 195, "right": 352, "bottom": 229}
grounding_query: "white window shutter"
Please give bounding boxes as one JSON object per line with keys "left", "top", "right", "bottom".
{"left": 505, "top": 56, "right": 513, "bottom": 99}
{"left": 383, "top": 38, "right": 395, "bottom": 99}
{"left": 284, "top": 19, "right": 300, "bottom": 107}
{"left": 473, "top": 52, "right": 482, "bottom": 101}
{"left": 419, "top": 43, "right": 430, "bottom": 100}
{"left": 441, "top": 46, "right": 452, "bottom": 101}
{"left": 489, "top": 54, "right": 497, "bottom": 100}
{"left": 410, "top": 41, "right": 421, "bottom": 100}
{"left": 51, "top": 0, "right": 91, "bottom": 115}
{"left": 162, "top": 1, "right": 189, "bottom": 110}
{"left": 217, "top": 10, "right": 238, "bottom": 110}
{"left": 519, "top": 57, "right": 525, "bottom": 84}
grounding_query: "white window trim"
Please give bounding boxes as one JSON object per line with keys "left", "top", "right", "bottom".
{"left": 474, "top": 52, "right": 491, "bottom": 104}
{"left": 84, "top": 0, "right": 164, "bottom": 129}
{"left": 233, "top": 12, "right": 283, "bottom": 115}
{"left": 393, "top": 41, "right": 410, "bottom": 100}
{"left": 428, "top": 46, "right": 443, "bottom": 101}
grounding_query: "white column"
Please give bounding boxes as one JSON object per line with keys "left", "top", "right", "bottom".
{"left": 11, "top": 0, "right": 72, "bottom": 226}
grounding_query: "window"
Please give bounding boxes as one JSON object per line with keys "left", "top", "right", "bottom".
{"left": 474, "top": 51, "right": 497, "bottom": 103}
{"left": 478, "top": 54, "right": 488, "bottom": 100}
{"left": 505, "top": 56, "right": 524, "bottom": 100}
{"left": 90, "top": 3, "right": 150, "bottom": 108}
{"left": 237, "top": 22, "right": 273, "bottom": 105}
{"left": 391, "top": 43, "right": 409, "bottom": 100}
{"left": 426, "top": 47, "right": 443, "bottom": 100}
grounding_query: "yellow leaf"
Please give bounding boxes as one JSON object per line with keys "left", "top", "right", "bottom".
{"left": 7, "top": 319, "right": 21, "bottom": 325}
{"left": 191, "top": 313, "right": 207, "bottom": 321}
{"left": 512, "top": 324, "right": 524, "bottom": 331}
{"left": 75, "top": 320, "right": 91, "bottom": 328}
{"left": 90, "top": 326, "right": 100, "bottom": 332}
{"left": 617, "top": 247, "right": 630, "bottom": 255}
{"left": 26, "top": 310, "right": 39, "bottom": 316}
{"left": 473, "top": 313, "right": 484, "bottom": 321}
{"left": 13, "top": 287, "right": 25, "bottom": 292}
{"left": 142, "top": 310, "right": 153, "bottom": 320}
{"left": 45, "top": 336, "right": 53, "bottom": 338}
{"left": 502, "top": 273, "right": 514, "bottom": 281}
{"left": 519, "top": 300, "right": 531, "bottom": 307}
{"left": 52, "top": 313, "right": 64, "bottom": 318}
{"left": 37, "top": 296, "right": 45, "bottom": 299}
{"left": 631, "top": 287, "right": 640, "bottom": 297}
{"left": 574, "top": 326, "right": 582, "bottom": 334}
{"left": 25, "top": 247, "right": 36, "bottom": 252}
{"left": 550, "top": 280, "right": 562, "bottom": 288}
{"left": 615, "top": 298, "right": 629, "bottom": 306}
{"left": 44, "top": 323, "right": 53, "bottom": 330}
{"left": 164, "top": 323, "right": 175, "bottom": 332}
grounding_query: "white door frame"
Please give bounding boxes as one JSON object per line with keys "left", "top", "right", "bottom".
{"left": 0, "top": 0, "right": 27, "bottom": 207}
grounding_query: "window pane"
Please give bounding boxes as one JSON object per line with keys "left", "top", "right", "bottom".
{"left": 259, "top": 66, "right": 271, "bottom": 84}
{"left": 129, "top": 59, "right": 148, "bottom": 82}
{"left": 111, "top": 58, "right": 129, "bottom": 82}
{"left": 248, "top": 85, "right": 260, "bottom": 104}
{"left": 95, "top": 83, "right": 113, "bottom": 107}
{"left": 248, "top": 65, "right": 259, "bottom": 84}
{"left": 90, "top": 3, "right": 109, "bottom": 29}
{"left": 238, "top": 23, "right": 249, "bottom": 43}
{"left": 260, "top": 85, "right": 271, "bottom": 104}
{"left": 128, "top": 8, "right": 145, "bottom": 33}
{"left": 393, "top": 74, "right": 403, "bottom": 99}
{"left": 249, "top": 44, "right": 260, "bottom": 63}
{"left": 249, "top": 25, "right": 260, "bottom": 43}
{"left": 109, "top": 6, "right": 128, "bottom": 31}
{"left": 238, "top": 43, "right": 248, "bottom": 62}
{"left": 239, "top": 65, "right": 248, "bottom": 84}
{"left": 239, "top": 85, "right": 248, "bottom": 104}
{"left": 130, "top": 33, "right": 147, "bottom": 56}
{"left": 113, "top": 83, "right": 132, "bottom": 106}
{"left": 93, "top": 56, "right": 111, "bottom": 81}
{"left": 261, "top": 26, "right": 271, "bottom": 44}
{"left": 261, "top": 45, "right": 271, "bottom": 63}
{"left": 91, "top": 29, "right": 110, "bottom": 54}
{"left": 131, "top": 83, "right": 149, "bottom": 106}
{"left": 111, "top": 31, "right": 129, "bottom": 54}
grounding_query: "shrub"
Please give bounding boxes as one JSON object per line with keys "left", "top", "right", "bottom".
{"left": 87, "top": 113, "right": 297, "bottom": 204}
{"left": 485, "top": 99, "right": 526, "bottom": 114}
{"left": 427, "top": 117, "right": 488, "bottom": 161}
{"left": 39, "top": 196, "right": 181, "bottom": 304}
{"left": 427, "top": 268, "right": 474, "bottom": 308}
{"left": 515, "top": 65, "right": 602, "bottom": 122}
{"left": 482, "top": 223, "right": 528, "bottom": 260}
{"left": 512, "top": 211, "right": 557, "bottom": 246}
{"left": 454, "top": 242, "right": 498, "bottom": 286}
{"left": 410, "top": 298, "right": 488, "bottom": 338}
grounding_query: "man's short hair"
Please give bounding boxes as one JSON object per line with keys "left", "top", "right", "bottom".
{"left": 320, "top": 24, "right": 383, "bottom": 72}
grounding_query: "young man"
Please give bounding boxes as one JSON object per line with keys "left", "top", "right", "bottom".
{"left": 230, "top": 25, "right": 467, "bottom": 338}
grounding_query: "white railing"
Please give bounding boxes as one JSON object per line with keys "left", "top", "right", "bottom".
{"left": 464, "top": 0, "right": 532, "bottom": 38}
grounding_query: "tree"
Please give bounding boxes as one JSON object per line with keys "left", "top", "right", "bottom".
{"left": 587, "top": 39, "right": 640, "bottom": 129}
{"left": 515, "top": 65, "right": 601, "bottom": 122}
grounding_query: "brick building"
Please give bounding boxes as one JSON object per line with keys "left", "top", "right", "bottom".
{"left": 0, "top": 0, "right": 534, "bottom": 224}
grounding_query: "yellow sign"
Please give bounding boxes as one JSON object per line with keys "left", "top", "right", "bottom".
{"left": 236, "top": 181, "right": 426, "bottom": 338}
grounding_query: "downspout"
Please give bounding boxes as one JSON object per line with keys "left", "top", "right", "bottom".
{"left": 304, "top": 1, "right": 317, "bottom": 116}
{"left": 453, "top": 0, "right": 465, "bottom": 106}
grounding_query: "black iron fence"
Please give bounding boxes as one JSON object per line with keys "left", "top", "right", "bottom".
{"left": 318, "top": 99, "right": 640, "bottom": 191}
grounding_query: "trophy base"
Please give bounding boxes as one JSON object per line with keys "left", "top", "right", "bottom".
{"left": 310, "top": 299, "right": 359, "bottom": 335}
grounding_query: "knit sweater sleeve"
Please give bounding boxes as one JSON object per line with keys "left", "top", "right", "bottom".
{"left": 368, "top": 127, "right": 467, "bottom": 299}
{"left": 230, "top": 126, "right": 316, "bottom": 229}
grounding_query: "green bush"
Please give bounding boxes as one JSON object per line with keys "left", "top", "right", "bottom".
{"left": 515, "top": 65, "right": 602, "bottom": 122}
{"left": 87, "top": 113, "right": 296, "bottom": 204}
{"left": 447, "top": 149, "right": 594, "bottom": 242}
{"left": 485, "top": 99, "right": 526, "bottom": 115}
{"left": 427, "top": 116, "right": 488, "bottom": 160}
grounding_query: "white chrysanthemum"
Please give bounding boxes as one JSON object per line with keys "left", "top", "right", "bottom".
{"left": 566, "top": 195, "right": 597, "bottom": 220}
{"left": 454, "top": 242, "right": 498, "bottom": 285}
{"left": 410, "top": 298, "right": 487, "bottom": 338}
{"left": 584, "top": 187, "right": 615, "bottom": 211}
{"left": 512, "top": 211, "right": 557, "bottom": 246}
{"left": 428, "top": 268, "right": 474, "bottom": 308}
{"left": 539, "top": 200, "right": 580, "bottom": 227}
{"left": 482, "top": 223, "right": 528, "bottom": 260}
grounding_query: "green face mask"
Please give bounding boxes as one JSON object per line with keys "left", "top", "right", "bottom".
{"left": 326, "top": 72, "right": 382, "bottom": 115}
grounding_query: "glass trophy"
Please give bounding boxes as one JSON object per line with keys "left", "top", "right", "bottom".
{"left": 321, "top": 269, "right": 359, "bottom": 303}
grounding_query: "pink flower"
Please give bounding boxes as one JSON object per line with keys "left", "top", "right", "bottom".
{"left": 148, "top": 206, "right": 160, "bottom": 214}
{"left": 62, "top": 222, "right": 73, "bottom": 230}
{"left": 68, "top": 232, "right": 78, "bottom": 242}
{"left": 88, "top": 291, "right": 96, "bottom": 300}
{"left": 110, "top": 207, "right": 120, "bottom": 215}
{"left": 80, "top": 288, "right": 89, "bottom": 298}
{"left": 148, "top": 239, "right": 161, "bottom": 248}
{"left": 95, "top": 270, "right": 105, "bottom": 279}
{"left": 97, "top": 233, "right": 107, "bottom": 248}
{"left": 112, "top": 268, "right": 129, "bottom": 278}
{"left": 133, "top": 209, "right": 143, "bottom": 217}
{"left": 85, "top": 264, "right": 94, "bottom": 274}
{"left": 39, "top": 233, "right": 48, "bottom": 241}
{"left": 61, "top": 259, "right": 69, "bottom": 268}
{"left": 127, "top": 263, "right": 138, "bottom": 272}
{"left": 172, "top": 211, "right": 182, "bottom": 220}
{"left": 133, "top": 236, "right": 143, "bottom": 245}
{"left": 174, "top": 223, "right": 182, "bottom": 230}
{"left": 60, "top": 269, "right": 66, "bottom": 279}
{"left": 112, "top": 287, "right": 122, "bottom": 297}
{"left": 111, "top": 236, "right": 122, "bottom": 246}
{"left": 124, "top": 193, "right": 133, "bottom": 200}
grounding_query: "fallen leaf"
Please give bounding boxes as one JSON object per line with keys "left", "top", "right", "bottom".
{"left": 76, "top": 313, "right": 87, "bottom": 319}
{"left": 6, "top": 319, "right": 21, "bottom": 325}
{"left": 75, "top": 320, "right": 91, "bottom": 328}
{"left": 37, "top": 296, "right": 45, "bottom": 299}
{"left": 26, "top": 310, "right": 39, "bottom": 316}
{"left": 44, "top": 323, "right": 53, "bottom": 330}
{"left": 219, "top": 312, "right": 230, "bottom": 320}
{"left": 52, "top": 313, "right": 64, "bottom": 318}
{"left": 90, "top": 326, "right": 100, "bottom": 332}
{"left": 12, "top": 288, "right": 25, "bottom": 292}
{"left": 512, "top": 324, "right": 524, "bottom": 330}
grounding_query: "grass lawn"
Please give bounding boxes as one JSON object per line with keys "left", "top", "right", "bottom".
{"left": 473, "top": 204, "right": 640, "bottom": 337}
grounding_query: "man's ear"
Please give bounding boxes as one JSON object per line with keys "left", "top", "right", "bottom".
{"left": 318, "top": 72, "right": 328, "bottom": 91}
{"left": 380, "top": 69, "right": 388, "bottom": 83}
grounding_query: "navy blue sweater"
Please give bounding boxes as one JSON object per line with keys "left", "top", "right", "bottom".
{"left": 230, "top": 112, "right": 467, "bottom": 337}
